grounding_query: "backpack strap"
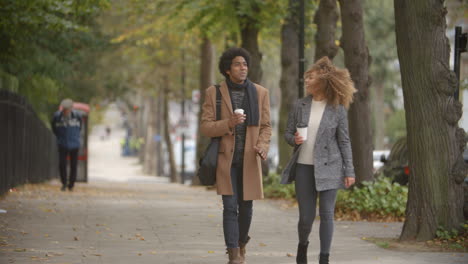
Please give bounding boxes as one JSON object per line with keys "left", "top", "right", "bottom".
{"left": 215, "top": 84, "right": 221, "bottom": 121}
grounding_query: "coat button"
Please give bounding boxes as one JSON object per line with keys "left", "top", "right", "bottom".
{"left": 324, "top": 146, "right": 327, "bottom": 149}
{"left": 231, "top": 149, "right": 234, "bottom": 152}
{"left": 324, "top": 162, "right": 328, "bottom": 166}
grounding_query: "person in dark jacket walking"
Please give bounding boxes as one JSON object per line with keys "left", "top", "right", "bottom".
{"left": 51, "top": 98, "right": 82, "bottom": 191}
{"left": 282, "top": 57, "right": 356, "bottom": 264}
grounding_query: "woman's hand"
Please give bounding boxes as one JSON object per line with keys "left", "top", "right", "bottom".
{"left": 294, "top": 132, "right": 304, "bottom": 145}
{"left": 344, "top": 177, "right": 355, "bottom": 188}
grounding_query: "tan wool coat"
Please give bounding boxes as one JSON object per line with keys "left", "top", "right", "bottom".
{"left": 200, "top": 81, "right": 271, "bottom": 200}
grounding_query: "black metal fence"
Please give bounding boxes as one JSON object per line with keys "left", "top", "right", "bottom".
{"left": 0, "top": 90, "right": 58, "bottom": 196}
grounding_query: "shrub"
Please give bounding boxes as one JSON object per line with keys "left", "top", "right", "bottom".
{"left": 263, "top": 172, "right": 296, "bottom": 199}
{"left": 336, "top": 176, "right": 408, "bottom": 219}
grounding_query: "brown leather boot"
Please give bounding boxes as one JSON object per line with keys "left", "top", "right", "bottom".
{"left": 227, "top": 247, "right": 241, "bottom": 264}
{"left": 239, "top": 236, "right": 250, "bottom": 264}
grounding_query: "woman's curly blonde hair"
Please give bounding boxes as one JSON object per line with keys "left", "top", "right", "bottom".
{"left": 305, "top": 56, "right": 357, "bottom": 109}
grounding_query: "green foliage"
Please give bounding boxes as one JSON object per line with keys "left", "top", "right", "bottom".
{"left": 385, "top": 110, "right": 407, "bottom": 145}
{"left": 173, "top": 0, "right": 287, "bottom": 38}
{"left": 436, "top": 226, "right": 459, "bottom": 240}
{"left": 436, "top": 222, "right": 468, "bottom": 240}
{"left": 263, "top": 172, "right": 295, "bottom": 199}
{"left": 432, "top": 222, "right": 468, "bottom": 251}
{"left": 0, "top": 0, "right": 112, "bottom": 124}
{"left": 375, "top": 241, "right": 390, "bottom": 248}
{"left": 336, "top": 176, "right": 408, "bottom": 217}
{"left": 0, "top": 70, "right": 19, "bottom": 92}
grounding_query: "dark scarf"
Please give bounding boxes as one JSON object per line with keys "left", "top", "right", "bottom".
{"left": 226, "top": 78, "right": 259, "bottom": 126}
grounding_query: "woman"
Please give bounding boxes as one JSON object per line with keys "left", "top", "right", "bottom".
{"left": 281, "top": 57, "right": 356, "bottom": 264}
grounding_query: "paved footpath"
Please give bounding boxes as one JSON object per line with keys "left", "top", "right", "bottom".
{"left": 1, "top": 105, "right": 467, "bottom": 264}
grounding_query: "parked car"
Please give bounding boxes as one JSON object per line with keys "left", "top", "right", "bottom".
{"left": 373, "top": 150, "right": 390, "bottom": 172}
{"left": 378, "top": 137, "right": 409, "bottom": 185}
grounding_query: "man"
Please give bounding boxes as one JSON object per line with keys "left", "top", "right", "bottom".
{"left": 200, "top": 47, "right": 271, "bottom": 264}
{"left": 51, "top": 98, "right": 82, "bottom": 191}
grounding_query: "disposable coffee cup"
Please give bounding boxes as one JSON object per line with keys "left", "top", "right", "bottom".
{"left": 234, "top": 109, "right": 245, "bottom": 115}
{"left": 297, "top": 123, "right": 308, "bottom": 141}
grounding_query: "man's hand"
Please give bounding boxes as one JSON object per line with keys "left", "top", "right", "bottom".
{"left": 228, "top": 113, "right": 246, "bottom": 129}
{"left": 294, "top": 132, "right": 304, "bottom": 145}
{"left": 344, "top": 177, "right": 355, "bottom": 188}
{"left": 253, "top": 146, "right": 267, "bottom": 160}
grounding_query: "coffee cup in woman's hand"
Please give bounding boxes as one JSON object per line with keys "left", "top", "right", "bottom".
{"left": 294, "top": 132, "right": 304, "bottom": 145}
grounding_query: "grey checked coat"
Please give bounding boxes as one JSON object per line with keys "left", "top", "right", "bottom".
{"left": 281, "top": 95, "right": 355, "bottom": 191}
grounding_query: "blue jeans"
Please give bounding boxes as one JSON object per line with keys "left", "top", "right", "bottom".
{"left": 222, "top": 166, "right": 253, "bottom": 248}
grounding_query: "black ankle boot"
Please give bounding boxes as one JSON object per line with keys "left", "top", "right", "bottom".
{"left": 319, "top": 253, "right": 329, "bottom": 264}
{"left": 296, "top": 241, "right": 309, "bottom": 264}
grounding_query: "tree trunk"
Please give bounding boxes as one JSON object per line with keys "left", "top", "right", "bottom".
{"left": 143, "top": 96, "right": 156, "bottom": 175}
{"left": 163, "top": 77, "right": 180, "bottom": 183}
{"left": 137, "top": 90, "right": 147, "bottom": 164}
{"left": 237, "top": 2, "right": 262, "bottom": 84}
{"left": 241, "top": 25, "right": 262, "bottom": 84}
{"left": 372, "top": 83, "right": 385, "bottom": 149}
{"left": 156, "top": 93, "right": 164, "bottom": 176}
{"left": 314, "top": 0, "right": 339, "bottom": 62}
{"left": 193, "top": 36, "right": 215, "bottom": 185}
{"left": 394, "top": 0, "right": 465, "bottom": 241}
{"left": 278, "top": 0, "right": 299, "bottom": 171}
{"left": 338, "top": 0, "right": 374, "bottom": 184}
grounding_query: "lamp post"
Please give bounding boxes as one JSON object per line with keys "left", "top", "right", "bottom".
{"left": 454, "top": 26, "right": 467, "bottom": 101}
{"left": 298, "top": 0, "right": 305, "bottom": 98}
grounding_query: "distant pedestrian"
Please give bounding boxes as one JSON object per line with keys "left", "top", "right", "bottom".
{"left": 51, "top": 98, "right": 82, "bottom": 191}
{"left": 200, "top": 47, "right": 272, "bottom": 264}
{"left": 282, "top": 57, "right": 356, "bottom": 264}
{"left": 105, "top": 126, "right": 111, "bottom": 139}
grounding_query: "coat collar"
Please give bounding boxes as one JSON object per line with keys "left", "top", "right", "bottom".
{"left": 219, "top": 81, "right": 233, "bottom": 114}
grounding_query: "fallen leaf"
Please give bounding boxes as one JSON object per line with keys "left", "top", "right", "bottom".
{"left": 286, "top": 253, "right": 294, "bottom": 257}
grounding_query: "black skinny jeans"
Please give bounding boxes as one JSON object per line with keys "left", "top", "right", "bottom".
{"left": 222, "top": 166, "right": 253, "bottom": 248}
{"left": 295, "top": 164, "right": 338, "bottom": 254}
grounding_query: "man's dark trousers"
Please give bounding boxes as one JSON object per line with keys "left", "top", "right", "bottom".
{"left": 58, "top": 147, "right": 79, "bottom": 189}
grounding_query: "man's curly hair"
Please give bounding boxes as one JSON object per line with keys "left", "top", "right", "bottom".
{"left": 305, "top": 56, "right": 357, "bottom": 109}
{"left": 218, "top": 47, "right": 251, "bottom": 79}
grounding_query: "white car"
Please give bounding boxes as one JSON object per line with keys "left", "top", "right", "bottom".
{"left": 373, "top": 150, "right": 390, "bottom": 172}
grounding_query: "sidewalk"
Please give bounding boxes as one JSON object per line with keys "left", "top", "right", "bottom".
{"left": 1, "top": 180, "right": 467, "bottom": 264}
{"left": 1, "top": 104, "right": 466, "bottom": 264}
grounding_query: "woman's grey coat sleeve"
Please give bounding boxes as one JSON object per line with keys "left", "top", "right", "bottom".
{"left": 284, "top": 100, "right": 298, "bottom": 147}
{"left": 337, "top": 106, "right": 355, "bottom": 178}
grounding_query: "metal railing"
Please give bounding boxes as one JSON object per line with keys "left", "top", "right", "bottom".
{"left": 0, "top": 90, "right": 58, "bottom": 196}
